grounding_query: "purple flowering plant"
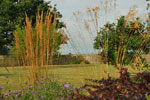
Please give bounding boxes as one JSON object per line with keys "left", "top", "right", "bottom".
{"left": 1, "top": 76, "right": 73, "bottom": 100}
{"left": 0, "top": 86, "right": 4, "bottom": 100}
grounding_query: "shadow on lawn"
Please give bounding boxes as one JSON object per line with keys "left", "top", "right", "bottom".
{"left": 0, "top": 73, "right": 13, "bottom": 77}
{"left": 47, "top": 64, "right": 96, "bottom": 69}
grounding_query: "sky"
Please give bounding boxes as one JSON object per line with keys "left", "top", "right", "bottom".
{"left": 45, "top": 0, "right": 148, "bottom": 54}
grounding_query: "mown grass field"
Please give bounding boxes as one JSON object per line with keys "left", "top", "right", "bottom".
{"left": 0, "top": 64, "right": 146, "bottom": 93}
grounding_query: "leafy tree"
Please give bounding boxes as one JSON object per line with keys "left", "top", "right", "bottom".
{"left": 146, "top": 0, "right": 150, "bottom": 10}
{"left": 0, "top": 46, "right": 9, "bottom": 55}
{"left": 0, "top": 0, "right": 64, "bottom": 54}
{"left": 94, "top": 16, "right": 150, "bottom": 65}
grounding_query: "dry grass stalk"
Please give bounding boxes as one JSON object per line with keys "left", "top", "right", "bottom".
{"left": 14, "top": 32, "right": 21, "bottom": 66}
{"left": 69, "top": 2, "right": 116, "bottom": 80}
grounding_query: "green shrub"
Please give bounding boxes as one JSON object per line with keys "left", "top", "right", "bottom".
{"left": 71, "top": 56, "right": 89, "bottom": 64}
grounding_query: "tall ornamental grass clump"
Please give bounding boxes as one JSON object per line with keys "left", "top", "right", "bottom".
{"left": 13, "top": 9, "right": 67, "bottom": 85}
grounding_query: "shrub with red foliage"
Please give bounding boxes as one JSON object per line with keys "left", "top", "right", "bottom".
{"left": 71, "top": 68, "right": 150, "bottom": 100}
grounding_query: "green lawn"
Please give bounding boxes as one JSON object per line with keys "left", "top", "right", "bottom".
{"left": 0, "top": 64, "right": 145, "bottom": 93}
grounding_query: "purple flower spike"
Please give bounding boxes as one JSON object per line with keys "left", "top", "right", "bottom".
{"left": 12, "top": 91, "right": 18, "bottom": 94}
{"left": 40, "top": 76, "right": 44, "bottom": 78}
{"left": 44, "top": 78, "right": 49, "bottom": 80}
{"left": 26, "top": 90, "right": 29, "bottom": 93}
{"left": 24, "top": 82, "right": 28, "bottom": 85}
{"left": 0, "top": 86, "right": 3, "bottom": 90}
{"left": 21, "top": 89, "right": 26, "bottom": 92}
{"left": 5, "top": 93, "right": 10, "bottom": 96}
{"left": 64, "top": 83, "right": 70, "bottom": 89}
{"left": 29, "top": 84, "right": 32, "bottom": 86}
{"left": 39, "top": 82, "right": 43, "bottom": 84}
{"left": 16, "top": 94, "right": 19, "bottom": 97}
{"left": 40, "top": 96, "right": 44, "bottom": 99}
{"left": 31, "top": 91, "right": 36, "bottom": 94}
{"left": 76, "top": 86, "right": 83, "bottom": 90}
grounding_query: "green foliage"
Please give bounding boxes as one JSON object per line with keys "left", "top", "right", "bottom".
{"left": 71, "top": 56, "right": 90, "bottom": 64}
{"left": 94, "top": 16, "right": 150, "bottom": 65}
{"left": 0, "top": 0, "right": 63, "bottom": 51}
{"left": 11, "top": 25, "right": 26, "bottom": 56}
{"left": 0, "top": 86, "right": 3, "bottom": 99}
{"left": 146, "top": 94, "right": 150, "bottom": 100}
{"left": 146, "top": 0, "right": 150, "bottom": 10}
{"left": 0, "top": 46, "right": 9, "bottom": 55}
